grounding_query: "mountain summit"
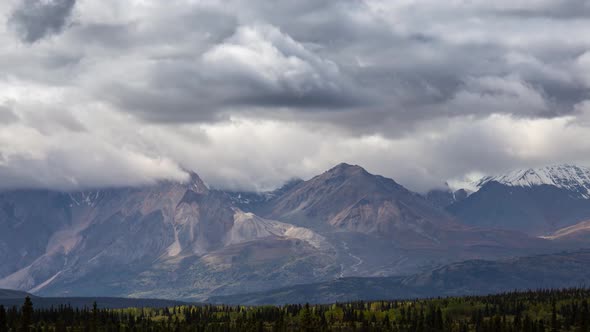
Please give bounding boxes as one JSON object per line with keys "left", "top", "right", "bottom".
{"left": 449, "top": 164, "right": 590, "bottom": 235}
{"left": 260, "top": 163, "right": 540, "bottom": 253}
{"left": 477, "top": 164, "right": 590, "bottom": 198}
{"left": 264, "top": 163, "right": 456, "bottom": 237}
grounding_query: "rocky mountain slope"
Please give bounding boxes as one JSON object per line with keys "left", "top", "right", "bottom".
{"left": 0, "top": 190, "right": 74, "bottom": 279}
{"left": 261, "top": 163, "right": 457, "bottom": 237}
{"left": 226, "top": 179, "right": 303, "bottom": 212}
{"left": 0, "top": 173, "right": 336, "bottom": 300}
{"left": 0, "top": 163, "right": 574, "bottom": 300}
{"left": 447, "top": 165, "right": 590, "bottom": 235}
{"left": 425, "top": 187, "right": 469, "bottom": 210}
{"left": 0, "top": 289, "right": 34, "bottom": 299}
{"left": 477, "top": 165, "right": 590, "bottom": 198}
{"left": 542, "top": 220, "right": 590, "bottom": 242}
{"left": 234, "top": 163, "right": 553, "bottom": 278}
{"left": 255, "top": 164, "right": 532, "bottom": 248}
{"left": 209, "top": 249, "right": 590, "bottom": 305}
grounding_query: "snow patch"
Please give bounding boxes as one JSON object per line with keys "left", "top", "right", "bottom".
{"left": 476, "top": 164, "right": 590, "bottom": 198}
{"left": 69, "top": 191, "right": 102, "bottom": 207}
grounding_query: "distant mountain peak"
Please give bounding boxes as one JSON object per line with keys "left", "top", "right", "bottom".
{"left": 425, "top": 187, "right": 470, "bottom": 209}
{"left": 326, "top": 163, "right": 367, "bottom": 175}
{"left": 477, "top": 164, "right": 590, "bottom": 198}
{"left": 185, "top": 170, "right": 208, "bottom": 193}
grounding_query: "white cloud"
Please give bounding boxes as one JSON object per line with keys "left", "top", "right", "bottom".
{"left": 202, "top": 25, "right": 341, "bottom": 95}
{"left": 0, "top": 0, "right": 589, "bottom": 192}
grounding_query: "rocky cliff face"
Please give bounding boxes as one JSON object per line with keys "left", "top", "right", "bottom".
{"left": 0, "top": 190, "right": 73, "bottom": 278}
{"left": 0, "top": 172, "right": 335, "bottom": 300}
{"left": 264, "top": 164, "right": 456, "bottom": 237}
{"left": 259, "top": 163, "right": 541, "bottom": 252}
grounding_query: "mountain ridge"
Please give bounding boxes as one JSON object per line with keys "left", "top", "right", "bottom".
{"left": 476, "top": 164, "right": 590, "bottom": 198}
{"left": 261, "top": 163, "right": 458, "bottom": 237}
{"left": 0, "top": 163, "right": 578, "bottom": 300}
{"left": 0, "top": 172, "right": 336, "bottom": 300}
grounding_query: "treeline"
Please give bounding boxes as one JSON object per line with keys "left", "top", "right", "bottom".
{"left": 1, "top": 288, "right": 590, "bottom": 331}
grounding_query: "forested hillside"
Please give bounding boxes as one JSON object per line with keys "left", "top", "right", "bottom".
{"left": 1, "top": 288, "right": 590, "bottom": 331}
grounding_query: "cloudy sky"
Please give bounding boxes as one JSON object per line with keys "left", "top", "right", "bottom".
{"left": 0, "top": 0, "right": 590, "bottom": 193}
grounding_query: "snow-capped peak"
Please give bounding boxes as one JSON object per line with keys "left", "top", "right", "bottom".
{"left": 476, "top": 164, "right": 590, "bottom": 198}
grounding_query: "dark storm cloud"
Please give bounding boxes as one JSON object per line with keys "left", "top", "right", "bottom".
{"left": 5, "top": 0, "right": 589, "bottom": 127}
{"left": 493, "top": 0, "right": 590, "bottom": 19}
{"left": 67, "top": 0, "right": 587, "bottom": 131}
{"left": 94, "top": 23, "right": 372, "bottom": 123}
{"left": 8, "top": 0, "right": 76, "bottom": 43}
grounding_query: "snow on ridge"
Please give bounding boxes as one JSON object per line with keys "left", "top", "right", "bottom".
{"left": 69, "top": 190, "right": 102, "bottom": 207}
{"left": 476, "top": 164, "right": 590, "bottom": 198}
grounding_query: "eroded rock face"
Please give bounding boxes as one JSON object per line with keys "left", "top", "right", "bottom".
{"left": 0, "top": 190, "right": 72, "bottom": 278}
{"left": 0, "top": 172, "right": 336, "bottom": 299}
{"left": 268, "top": 164, "right": 452, "bottom": 235}
{"left": 262, "top": 163, "right": 481, "bottom": 248}
{"left": 0, "top": 164, "right": 565, "bottom": 300}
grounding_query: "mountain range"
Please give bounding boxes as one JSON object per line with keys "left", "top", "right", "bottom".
{"left": 1, "top": 163, "right": 590, "bottom": 302}
{"left": 445, "top": 165, "right": 590, "bottom": 236}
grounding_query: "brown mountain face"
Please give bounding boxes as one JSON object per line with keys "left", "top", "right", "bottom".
{"left": 0, "top": 164, "right": 562, "bottom": 300}
{"left": 267, "top": 163, "right": 455, "bottom": 231}
{"left": 260, "top": 163, "right": 550, "bottom": 253}
{"left": 263, "top": 164, "right": 466, "bottom": 245}
{"left": 0, "top": 171, "right": 336, "bottom": 299}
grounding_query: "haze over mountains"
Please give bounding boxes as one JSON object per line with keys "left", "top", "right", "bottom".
{"left": 1, "top": 163, "right": 590, "bottom": 302}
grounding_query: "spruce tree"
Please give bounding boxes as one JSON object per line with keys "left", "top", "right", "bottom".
{"left": 300, "top": 303, "right": 313, "bottom": 331}
{"left": 551, "top": 300, "right": 558, "bottom": 332}
{"left": 0, "top": 305, "right": 6, "bottom": 332}
{"left": 582, "top": 300, "right": 589, "bottom": 332}
{"left": 20, "top": 296, "right": 33, "bottom": 332}
{"left": 91, "top": 301, "right": 98, "bottom": 332}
